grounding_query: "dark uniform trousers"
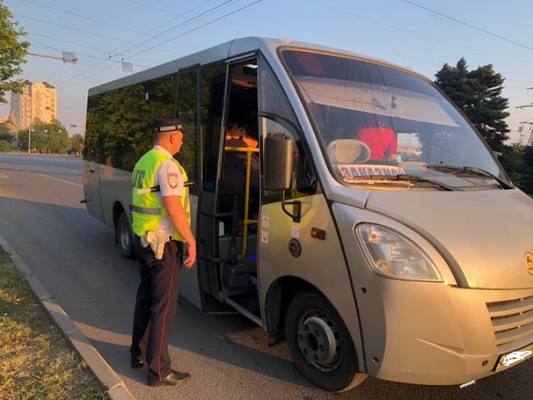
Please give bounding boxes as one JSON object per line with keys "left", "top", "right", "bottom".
{"left": 130, "top": 235, "right": 183, "bottom": 380}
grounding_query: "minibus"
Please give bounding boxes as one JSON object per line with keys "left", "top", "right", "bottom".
{"left": 83, "top": 37, "right": 533, "bottom": 392}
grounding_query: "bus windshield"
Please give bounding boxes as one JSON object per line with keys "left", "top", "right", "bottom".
{"left": 281, "top": 50, "right": 506, "bottom": 189}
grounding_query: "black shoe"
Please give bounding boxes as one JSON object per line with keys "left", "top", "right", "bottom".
{"left": 131, "top": 358, "right": 144, "bottom": 369}
{"left": 148, "top": 370, "right": 191, "bottom": 387}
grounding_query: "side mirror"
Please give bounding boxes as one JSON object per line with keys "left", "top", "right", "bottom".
{"left": 264, "top": 133, "right": 294, "bottom": 191}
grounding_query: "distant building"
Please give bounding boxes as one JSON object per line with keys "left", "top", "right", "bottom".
{"left": 9, "top": 81, "right": 57, "bottom": 130}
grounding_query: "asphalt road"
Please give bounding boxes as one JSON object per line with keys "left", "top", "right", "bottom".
{"left": 0, "top": 153, "right": 532, "bottom": 400}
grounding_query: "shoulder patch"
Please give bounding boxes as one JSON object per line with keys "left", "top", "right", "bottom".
{"left": 167, "top": 172, "right": 179, "bottom": 189}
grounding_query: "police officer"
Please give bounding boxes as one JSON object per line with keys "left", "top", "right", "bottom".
{"left": 129, "top": 118, "right": 196, "bottom": 387}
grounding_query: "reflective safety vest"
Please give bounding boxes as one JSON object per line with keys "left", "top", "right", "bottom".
{"left": 131, "top": 148, "right": 190, "bottom": 242}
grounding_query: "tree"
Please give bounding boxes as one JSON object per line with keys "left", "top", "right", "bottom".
{"left": 18, "top": 119, "right": 69, "bottom": 154}
{"left": 520, "top": 146, "right": 533, "bottom": 195}
{"left": 0, "top": 139, "right": 10, "bottom": 152}
{"left": 0, "top": 0, "right": 29, "bottom": 103}
{"left": 68, "top": 133, "right": 84, "bottom": 154}
{"left": 500, "top": 143, "right": 525, "bottom": 186}
{"left": 0, "top": 122, "right": 14, "bottom": 142}
{"left": 435, "top": 58, "right": 510, "bottom": 152}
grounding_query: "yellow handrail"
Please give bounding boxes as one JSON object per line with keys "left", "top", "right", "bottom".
{"left": 224, "top": 146, "right": 259, "bottom": 260}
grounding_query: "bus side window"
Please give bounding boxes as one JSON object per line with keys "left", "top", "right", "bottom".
{"left": 258, "top": 56, "right": 317, "bottom": 204}
{"left": 176, "top": 69, "right": 199, "bottom": 193}
{"left": 201, "top": 62, "right": 226, "bottom": 192}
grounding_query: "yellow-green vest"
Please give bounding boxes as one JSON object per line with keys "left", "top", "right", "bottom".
{"left": 131, "top": 148, "right": 190, "bottom": 242}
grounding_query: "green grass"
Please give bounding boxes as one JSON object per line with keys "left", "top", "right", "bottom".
{"left": 0, "top": 249, "right": 110, "bottom": 400}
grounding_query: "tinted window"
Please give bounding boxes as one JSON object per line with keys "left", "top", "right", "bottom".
{"left": 176, "top": 70, "right": 198, "bottom": 192}
{"left": 201, "top": 62, "right": 226, "bottom": 191}
{"left": 84, "top": 73, "right": 177, "bottom": 171}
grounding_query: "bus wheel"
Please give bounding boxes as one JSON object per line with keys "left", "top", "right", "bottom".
{"left": 117, "top": 212, "right": 134, "bottom": 258}
{"left": 285, "top": 292, "right": 367, "bottom": 392}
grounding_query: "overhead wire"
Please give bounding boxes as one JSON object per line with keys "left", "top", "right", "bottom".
{"left": 313, "top": 1, "right": 533, "bottom": 88}
{"left": 113, "top": 0, "right": 236, "bottom": 57}
{"left": 399, "top": 0, "right": 533, "bottom": 53}
{"left": 57, "top": 0, "right": 259, "bottom": 89}
{"left": 13, "top": 13, "right": 128, "bottom": 42}
{"left": 60, "top": 1, "right": 264, "bottom": 89}
{"left": 123, "top": 0, "right": 187, "bottom": 17}
{"left": 54, "top": 0, "right": 230, "bottom": 87}
{"left": 13, "top": 13, "right": 183, "bottom": 57}
{"left": 127, "top": 0, "right": 263, "bottom": 59}
{"left": 18, "top": 0, "right": 143, "bottom": 34}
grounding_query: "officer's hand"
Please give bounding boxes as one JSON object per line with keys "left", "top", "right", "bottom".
{"left": 184, "top": 242, "right": 196, "bottom": 269}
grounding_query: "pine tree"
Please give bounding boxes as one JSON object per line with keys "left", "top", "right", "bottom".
{"left": 435, "top": 58, "right": 510, "bottom": 152}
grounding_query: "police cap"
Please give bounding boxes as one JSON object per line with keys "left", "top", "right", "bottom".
{"left": 152, "top": 118, "right": 184, "bottom": 134}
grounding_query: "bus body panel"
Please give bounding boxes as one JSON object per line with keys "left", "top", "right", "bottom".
{"left": 87, "top": 163, "right": 203, "bottom": 308}
{"left": 333, "top": 201, "right": 533, "bottom": 384}
{"left": 259, "top": 194, "right": 365, "bottom": 372}
{"left": 363, "top": 188, "right": 533, "bottom": 290}
{"left": 98, "top": 165, "right": 130, "bottom": 228}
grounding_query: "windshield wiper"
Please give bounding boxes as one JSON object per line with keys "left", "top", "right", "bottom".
{"left": 347, "top": 174, "right": 456, "bottom": 191}
{"left": 426, "top": 164, "right": 513, "bottom": 189}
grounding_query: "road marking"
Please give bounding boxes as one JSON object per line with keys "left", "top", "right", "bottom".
{"left": 37, "top": 173, "right": 82, "bottom": 188}
{"left": 0, "top": 172, "right": 7, "bottom": 178}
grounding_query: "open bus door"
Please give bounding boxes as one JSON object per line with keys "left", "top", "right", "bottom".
{"left": 197, "top": 56, "right": 261, "bottom": 323}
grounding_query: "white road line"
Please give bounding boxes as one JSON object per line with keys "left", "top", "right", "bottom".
{"left": 37, "top": 173, "right": 82, "bottom": 188}
{"left": 0, "top": 172, "right": 7, "bottom": 178}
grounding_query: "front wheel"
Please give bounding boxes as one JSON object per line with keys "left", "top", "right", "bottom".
{"left": 285, "top": 292, "right": 367, "bottom": 392}
{"left": 116, "top": 212, "right": 134, "bottom": 258}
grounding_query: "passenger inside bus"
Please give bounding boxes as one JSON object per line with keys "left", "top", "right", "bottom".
{"left": 220, "top": 121, "right": 260, "bottom": 230}
{"left": 357, "top": 126, "right": 398, "bottom": 162}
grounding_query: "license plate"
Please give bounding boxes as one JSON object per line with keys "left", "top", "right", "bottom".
{"left": 496, "top": 343, "right": 533, "bottom": 372}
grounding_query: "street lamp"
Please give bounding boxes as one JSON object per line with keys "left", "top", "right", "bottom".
{"left": 27, "top": 127, "right": 33, "bottom": 154}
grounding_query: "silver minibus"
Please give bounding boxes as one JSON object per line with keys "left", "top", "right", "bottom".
{"left": 83, "top": 37, "right": 533, "bottom": 392}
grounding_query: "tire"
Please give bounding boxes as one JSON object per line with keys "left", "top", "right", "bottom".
{"left": 116, "top": 212, "right": 134, "bottom": 258}
{"left": 285, "top": 292, "right": 367, "bottom": 392}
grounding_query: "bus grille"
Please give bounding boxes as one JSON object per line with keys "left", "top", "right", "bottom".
{"left": 487, "top": 295, "right": 533, "bottom": 354}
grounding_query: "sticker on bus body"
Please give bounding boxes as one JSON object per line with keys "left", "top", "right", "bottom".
{"left": 338, "top": 164, "right": 406, "bottom": 181}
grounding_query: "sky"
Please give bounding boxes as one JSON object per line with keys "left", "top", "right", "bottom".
{"left": 2, "top": 0, "right": 533, "bottom": 142}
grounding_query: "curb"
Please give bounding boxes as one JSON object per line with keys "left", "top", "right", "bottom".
{"left": 0, "top": 234, "right": 135, "bottom": 400}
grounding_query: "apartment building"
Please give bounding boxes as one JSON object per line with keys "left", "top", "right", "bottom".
{"left": 10, "top": 81, "right": 57, "bottom": 129}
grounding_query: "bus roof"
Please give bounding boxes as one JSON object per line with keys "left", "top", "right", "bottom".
{"left": 88, "top": 36, "right": 423, "bottom": 96}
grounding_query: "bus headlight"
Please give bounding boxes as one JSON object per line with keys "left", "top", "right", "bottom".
{"left": 356, "top": 224, "right": 442, "bottom": 282}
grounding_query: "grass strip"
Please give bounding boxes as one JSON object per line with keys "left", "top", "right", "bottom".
{"left": 0, "top": 248, "right": 110, "bottom": 400}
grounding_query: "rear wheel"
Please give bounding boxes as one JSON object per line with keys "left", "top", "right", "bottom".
{"left": 116, "top": 212, "right": 134, "bottom": 258}
{"left": 285, "top": 292, "right": 367, "bottom": 392}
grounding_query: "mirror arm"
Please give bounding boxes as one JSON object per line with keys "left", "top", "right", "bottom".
{"left": 281, "top": 189, "right": 301, "bottom": 223}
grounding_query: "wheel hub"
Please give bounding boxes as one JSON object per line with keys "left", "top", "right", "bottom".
{"left": 297, "top": 313, "right": 340, "bottom": 370}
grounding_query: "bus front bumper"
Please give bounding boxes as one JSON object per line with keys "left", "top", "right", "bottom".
{"left": 368, "top": 280, "right": 533, "bottom": 385}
